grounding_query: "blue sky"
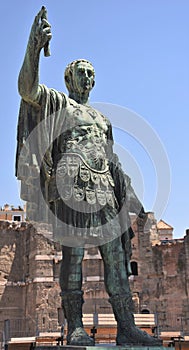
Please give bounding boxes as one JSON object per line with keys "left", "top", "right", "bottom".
{"left": 0, "top": 0, "right": 189, "bottom": 238}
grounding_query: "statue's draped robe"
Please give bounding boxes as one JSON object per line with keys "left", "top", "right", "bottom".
{"left": 16, "top": 85, "right": 67, "bottom": 221}
{"left": 16, "top": 84, "right": 142, "bottom": 258}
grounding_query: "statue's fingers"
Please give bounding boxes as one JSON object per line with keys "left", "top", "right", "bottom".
{"left": 41, "top": 18, "right": 51, "bottom": 28}
{"left": 43, "top": 29, "right": 52, "bottom": 41}
{"left": 43, "top": 27, "right": 52, "bottom": 35}
{"left": 34, "top": 7, "right": 46, "bottom": 24}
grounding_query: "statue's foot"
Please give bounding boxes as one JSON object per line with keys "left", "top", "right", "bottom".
{"left": 67, "top": 327, "right": 94, "bottom": 346}
{"left": 117, "top": 326, "right": 162, "bottom": 347}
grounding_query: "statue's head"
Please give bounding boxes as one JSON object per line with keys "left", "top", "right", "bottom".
{"left": 64, "top": 59, "right": 95, "bottom": 95}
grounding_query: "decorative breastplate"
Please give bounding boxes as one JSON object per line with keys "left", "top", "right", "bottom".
{"left": 66, "top": 123, "right": 109, "bottom": 171}
{"left": 61, "top": 101, "right": 109, "bottom": 170}
{"left": 54, "top": 102, "right": 117, "bottom": 208}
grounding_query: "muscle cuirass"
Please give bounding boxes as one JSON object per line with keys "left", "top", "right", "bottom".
{"left": 52, "top": 99, "right": 117, "bottom": 210}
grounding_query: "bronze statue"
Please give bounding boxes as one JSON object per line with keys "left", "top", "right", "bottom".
{"left": 16, "top": 7, "right": 162, "bottom": 346}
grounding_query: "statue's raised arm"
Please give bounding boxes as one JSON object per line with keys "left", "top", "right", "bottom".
{"left": 18, "top": 7, "right": 52, "bottom": 103}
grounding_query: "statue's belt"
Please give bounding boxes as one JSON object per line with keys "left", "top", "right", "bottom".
{"left": 56, "top": 152, "right": 113, "bottom": 181}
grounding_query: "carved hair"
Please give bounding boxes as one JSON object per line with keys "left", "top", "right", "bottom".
{"left": 64, "top": 59, "right": 95, "bottom": 93}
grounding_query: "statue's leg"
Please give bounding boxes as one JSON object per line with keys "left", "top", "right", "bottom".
{"left": 60, "top": 246, "right": 84, "bottom": 291}
{"left": 99, "top": 236, "right": 131, "bottom": 297}
{"left": 60, "top": 246, "right": 94, "bottom": 346}
{"left": 99, "top": 237, "right": 162, "bottom": 346}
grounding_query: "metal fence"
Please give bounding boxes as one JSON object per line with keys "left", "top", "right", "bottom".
{"left": 156, "top": 312, "right": 189, "bottom": 335}
{"left": 2, "top": 313, "right": 189, "bottom": 343}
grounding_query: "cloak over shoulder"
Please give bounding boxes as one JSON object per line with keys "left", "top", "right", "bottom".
{"left": 16, "top": 84, "right": 67, "bottom": 222}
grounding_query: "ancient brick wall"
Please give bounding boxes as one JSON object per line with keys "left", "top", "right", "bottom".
{"left": 0, "top": 217, "right": 189, "bottom": 337}
{"left": 0, "top": 221, "right": 62, "bottom": 337}
{"left": 129, "top": 216, "right": 189, "bottom": 333}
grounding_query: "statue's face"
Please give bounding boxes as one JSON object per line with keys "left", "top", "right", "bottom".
{"left": 73, "top": 61, "right": 95, "bottom": 94}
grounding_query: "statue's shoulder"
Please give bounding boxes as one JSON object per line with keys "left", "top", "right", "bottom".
{"left": 39, "top": 84, "right": 67, "bottom": 100}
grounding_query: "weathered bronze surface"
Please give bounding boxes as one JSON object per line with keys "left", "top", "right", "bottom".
{"left": 16, "top": 7, "right": 162, "bottom": 347}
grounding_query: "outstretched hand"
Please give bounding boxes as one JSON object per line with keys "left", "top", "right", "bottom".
{"left": 29, "top": 6, "right": 52, "bottom": 53}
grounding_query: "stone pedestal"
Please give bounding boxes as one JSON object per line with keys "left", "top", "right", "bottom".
{"left": 34, "top": 346, "right": 169, "bottom": 350}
